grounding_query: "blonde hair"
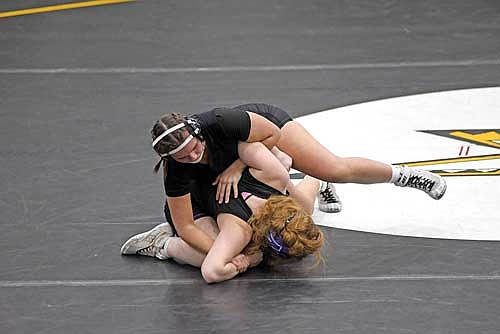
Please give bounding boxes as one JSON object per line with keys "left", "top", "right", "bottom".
{"left": 245, "top": 195, "right": 324, "bottom": 266}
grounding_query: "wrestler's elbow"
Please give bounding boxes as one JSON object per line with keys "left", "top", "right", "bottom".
{"left": 174, "top": 225, "right": 189, "bottom": 240}
{"left": 268, "top": 126, "right": 281, "bottom": 147}
{"left": 201, "top": 268, "right": 219, "bottom": 284}
{"left": 275, "top": 166, "right": 291, "bottom": 185}
{"left": 201, "top": 262, "right": 232, "bottom": 284}
{"left": 201, "top": 263, "right": 221, "bottom": 284}
{"left": 271, "top": 147, "right": 292, "bottom": 171}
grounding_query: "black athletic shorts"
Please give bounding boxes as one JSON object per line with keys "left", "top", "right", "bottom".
{"left": 164, "top": 168, "right": 284, "bottom": 235}
{"left": 163, "top": 180, "right": 212, "bottom": 236}
{"left": 207, "top": 168, "right": 284, "bottom": 222}
{"left": 232, "top": 103, "right": 293, "bottom": 129}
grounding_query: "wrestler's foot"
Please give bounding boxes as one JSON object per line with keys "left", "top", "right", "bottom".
{"left": 120, "top": 223, "right": 172, "bottom": 259}
{"left": 394, "top": 166, "right": 447, "bottom": 200}
{"left": 318, "top": 182, "right": 342, "bottom": 213}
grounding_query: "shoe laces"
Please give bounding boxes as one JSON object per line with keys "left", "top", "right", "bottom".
{"left": 137, "top": 231, "right": 167, "bottom": 255}
{"left": 407, "top": 175, "right": 435, "bottom": 192}
{"left": 137, "top": 245, "right": 156, "bottom": 256}
{"left": 320, "top": 185, "right": 340, "bottom": 203}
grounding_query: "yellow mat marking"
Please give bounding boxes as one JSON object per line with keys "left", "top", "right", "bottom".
{"left": 0, "top": 0, "right": 134, "bottom": 18}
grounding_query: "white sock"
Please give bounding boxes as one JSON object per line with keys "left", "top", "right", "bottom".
{"left": 390, "top": 165, "right": 411, "bottom": 186}
{"left": 389, "top": 165, "right": 402, "bottom": 184}
{"left": 390, "top": 165, "right": 412, "bottom": 186}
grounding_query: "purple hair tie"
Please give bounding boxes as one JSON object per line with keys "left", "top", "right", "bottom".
{"left": 266, "top": 231, "right": 289, "bottom": 258}
{"left": 266, "top": 213, "right": 295, "bottom": 258}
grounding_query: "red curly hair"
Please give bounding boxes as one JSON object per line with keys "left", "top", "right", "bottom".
{"left": 245, "top": 195, "right": 324, "bottom": 266}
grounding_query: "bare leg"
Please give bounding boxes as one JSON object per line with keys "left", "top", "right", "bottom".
{"left": 278, "top": 121, "right": 392, "bottom": 184}
{"left": 167, "top": 238, "right": 205, "bottom": 266}
{"left": 277, "top": 121, "right": 446, "bottom": 200}
{"left": 166, "top": 216, "right": 219, "bottom": 267}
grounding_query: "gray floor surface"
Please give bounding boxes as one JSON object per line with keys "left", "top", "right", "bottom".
{"left": 1, "top": 1, "right": 499, "bottom": 333}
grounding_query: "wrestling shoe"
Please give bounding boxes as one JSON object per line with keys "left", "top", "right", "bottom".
{"left": 318, "top": 182, "right": 342, "bottom": 213}
{"left": 120, "top": 223, "right": 172, "bottom": 260}
{"left": 394, "top": 166, "right": 447, "bottom": 200}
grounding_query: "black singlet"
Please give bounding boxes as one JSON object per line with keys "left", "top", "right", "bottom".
{"left": 207, "top": 168, "right": 285, "bottom": 222}
{"left": 164, "top": 103, "right": 293, "bottom": 198}
{"left": 163, "top": 167, "right": 285, "bottom": 236}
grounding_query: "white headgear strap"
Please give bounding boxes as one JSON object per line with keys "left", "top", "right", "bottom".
{"left": 162, "top": 134, "right": 194, "bottom": 156}
{"left": 152, "top": 122, "right": 187, "bottom": 149}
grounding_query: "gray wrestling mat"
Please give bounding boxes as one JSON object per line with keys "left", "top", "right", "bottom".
{"left": 1, "top": 1, "right": 500, "bottom": 333}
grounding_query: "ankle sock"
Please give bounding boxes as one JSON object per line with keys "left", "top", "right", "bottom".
{"left": 389, "top": 165, "right": 410, "bottom": 186}
{"left": 389, "top": 165, "right": 402, "bottom": 184}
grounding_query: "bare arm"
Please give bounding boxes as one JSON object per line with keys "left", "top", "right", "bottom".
{"left": 239, "top": 142, "right": 319, "bottom": 214}
{"left": 246, "top": 112, "right": 281, "bottom": 149}
{"left": 213, "top": 158, "right": 246, "bottom": 203}
{"left": 243, "top": 250, "right": 263, "bottom": 267}
{"left": 167, "top": 195, "right": 215, "bottom": 254}
{"left": 285, "top": 176, "right": 320, "bottom": 215}
{"left": 237, "top": 141, "right": 290, "bottom": 191}
{"left": 201, "top": 213, "right": 253, "bottom": 283}
{"left": 213, "top": 112, "right": 280, "bottom": 203}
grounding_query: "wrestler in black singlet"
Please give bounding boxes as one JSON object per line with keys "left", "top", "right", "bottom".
{"left": 163, "top": 104, "right": 293, "bottom": 228}
{"left": 164, "top": 103, "right": 293, "bottom": 197}
{"left": 164, "top": 168, "right": 284, "bottom": 235}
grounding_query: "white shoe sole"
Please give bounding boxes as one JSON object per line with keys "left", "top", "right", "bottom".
{"left": 120, "top": 223, "right": 172, "bottom": 255}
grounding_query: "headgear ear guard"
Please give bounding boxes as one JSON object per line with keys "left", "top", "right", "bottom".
{"left": 185, "top": 117, "right": 203, "bottom": 141}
